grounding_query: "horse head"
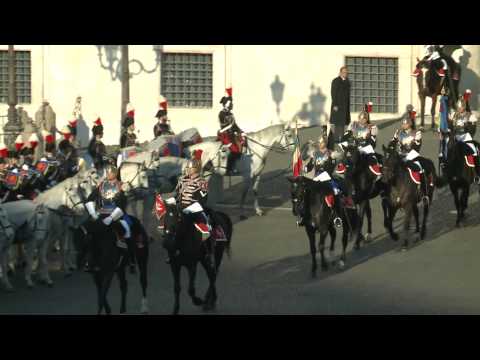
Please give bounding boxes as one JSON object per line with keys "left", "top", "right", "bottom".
{"left": 157, "top": 195, "right": 181, "bottom": 242}
{"left": 119, "top": 161, "right": 149, "bottom": 191}
{"left": 286, "top": 175, "right": 305, "bottom": 216}
{"left": 381, "top": 143, "right": 401, "bottom": 183}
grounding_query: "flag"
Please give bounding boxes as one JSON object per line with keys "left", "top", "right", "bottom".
{"left": 439, "top": 95, "right": 449, "bottom": 132}
{"left": 292, "top": 118, "right": 302, "bottom": 177}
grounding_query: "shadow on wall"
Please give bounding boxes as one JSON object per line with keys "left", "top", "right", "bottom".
{"left": 94, "top": 45, "right": 163, "bottom": 82}
{"left": 459, "top": 48, "right": 480, "bottom": 111}
{"left": 292, "top": 83, "right": 328, "bottom": 127}
{"left": 270, "top": 75, "right": 285, "bottom": 124}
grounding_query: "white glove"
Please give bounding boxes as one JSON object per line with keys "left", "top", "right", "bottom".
{"left": 102, "top": 216, "right": 113, "bottom": 226}
{"left": 85, "top": 201, "right": 99, "bottom": 220}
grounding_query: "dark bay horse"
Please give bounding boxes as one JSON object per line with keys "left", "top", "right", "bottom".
{"left": 341, "top": 142, "right": 386, "bottom": 243}
{"left": 287, "top": 176, "right": 360, "bottom": 277}
{"left": 74, "top": 215, "right": 150, "bottom": 314}
{"left": 416, "top": 58, "right": 460, "bottom": 130}
{"left": 443, "top": 134, "right": 479, "bottom": 226}
{"left": 381, "top": 145, "right": 436, "bottom": 249}
{"left": 160, "top": 196, "right": 233, "bottom": 315}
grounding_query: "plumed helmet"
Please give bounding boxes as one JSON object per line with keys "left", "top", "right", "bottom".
{"left": 92, "top": 124, "right": 104, "bottom": 136}
{"left": 123, "top": 116, "right": 134, "bottom": 128}
{"left": 105, "top": 163, "right": 118, "bottom": 177}
{"left": 186, "top": 158, "right": 202, "bottom": 173}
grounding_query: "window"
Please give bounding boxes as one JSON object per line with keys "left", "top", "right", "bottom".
{"left": 0, "top": 50, "right": 32, "bottom": 104}
{"left": 161, "top": 52, "right": 213, "bottom": 108}
{"left": 345, "top": 56, "right": 398, "bottom": 113}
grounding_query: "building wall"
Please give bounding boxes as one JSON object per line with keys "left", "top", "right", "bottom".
{"left": 2, "top": 45, "right": 478, "bottom": 146}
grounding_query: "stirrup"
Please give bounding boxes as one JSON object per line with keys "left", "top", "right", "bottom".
{"left": 333, "top": 217, "right": 342, "bottom": 228}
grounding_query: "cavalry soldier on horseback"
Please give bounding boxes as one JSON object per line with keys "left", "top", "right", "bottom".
{"left": 390, "top": 115, "right": 435, "bottom": 193}
{"left": 301, "top": 135, "right": 349, "bottom": 228}
{"left": 164, "top": 156, "right": 213, "bottom": 263}
{"left": 217, "top": 88, "right": 246, "bottom": 175}
{"left": 88, "top": 117, "right": 108, "bottom": 174}
{"left": 153, "top": 96, "right": 174, "bottom": 138}
{"left": 85, "top": 163, "right": 136, "bottom": 273}
{"left": 35, "top": 131, "right": 61, "bottom": 189}
{"left": 0, "top": 144, "right": 9, "bottom": 201}
{"left": 58, "top": 126, "right": 80, "bottom": 179}
{"left": 340, "top": 103, "right": 382, "bottom": 180}
{"left": 447, "top": 90, "right": 480, "bottom": 182}
{"left": 413, "top": 45, "right": 460, "bottom": 90}
{"left": 120, "top": 103, "right": 137, "bottom": 148}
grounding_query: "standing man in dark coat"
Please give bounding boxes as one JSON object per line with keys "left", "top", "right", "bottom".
{"left": 329, "top": 66, "right": 351, "bottom": 149}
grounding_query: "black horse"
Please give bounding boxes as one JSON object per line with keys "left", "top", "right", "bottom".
{"left": 442, "top": 134, "right": 479, "bottom": 227}
{"left": 287, "top": 176, "right": 360, "bottom": 277}
{"left": 74, "top": 215, "right": 150, "bottom": 315}
{"left": 160, "top": 196, "right": 233, "bottom": 315}
{"left": 341, "top": 141, "right": 386, "bottom": 243}
{"left": 381, "top": 145, "right": 436, "bottom": 249}
{"left": 416, "top": 57, "right": 461, "bottom": 130}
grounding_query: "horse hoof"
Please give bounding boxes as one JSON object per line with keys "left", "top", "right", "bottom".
{"left": 391, "top": 233, "right": 399, "bottom": 242}
{"left": 239, "top": 215, "right": 248, "bottom": 221}
{"left": 337, "top": 260, "right": 345, "bottom": 270}
{"left": 255, "top": 210, "right": 264, "bottom": 217}
{"left": 193, "top": 297, "right": 204, "bottom": 306}
{"left": 64, "top": 272, "right": 73, "bottom": 278}
{"left": 354, "top": 243, "right": 361, "bottom": 251}
{"left": 47, "top": 281, "right": 54, "bottom": 288}
{"left": 364, "top": 233, "right": 373, "bottom": 243}
{"left": 27, "top": 284, "right": 34, "bottom": 290}
{"left": 202, "top": 303, "right": 215, "bottom": 312}
{"left": 401, "top": 246, "right": 408, "bottom": 252}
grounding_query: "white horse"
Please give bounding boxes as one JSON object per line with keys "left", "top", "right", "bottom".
{"left": 186, "top": 123, "right": 296, "bottom": 218}
{"left": 33, "top": 170, "right": 93, "bottom": 276}
{"left": 0, "top": 201, "right": 51, "bottom": 290}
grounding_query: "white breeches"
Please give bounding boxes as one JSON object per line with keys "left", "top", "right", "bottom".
{"left": 119, "top": 219, "right": 131, "bottom": 238}
{"left": 359, "top": 144, "right": 375, "bottom": 155}
{"left": 313, "top": 171, "right": 331, "bottom": 182}
{"left": 182, "top": 202, "right": 204, "bottom": 214}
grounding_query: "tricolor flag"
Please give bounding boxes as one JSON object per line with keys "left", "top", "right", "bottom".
{"left": 292, "top": 119, "right": 302, "bottom": 177}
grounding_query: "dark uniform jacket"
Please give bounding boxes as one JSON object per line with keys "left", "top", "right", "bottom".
{"left": 330, "top": 76, "right": 351, "bottom": 126}
{"left": 88, "top": 137, "right": 107, "bottom": 170}
{"left": 120, "top": 131, "right": 137, "bottom": 148}
{"left": 175, "top": 174, "right": 208, "bottom": 209}
{"left": 154, "top": 123, "right": 174, "bottom": 138}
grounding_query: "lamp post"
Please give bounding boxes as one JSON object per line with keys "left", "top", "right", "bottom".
{"left": 3, "top": 45, "right": 23, "bottom": 148}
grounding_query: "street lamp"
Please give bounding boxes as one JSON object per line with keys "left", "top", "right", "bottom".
{"left": 3, "top": 45, "right": 23, "bottom": 149}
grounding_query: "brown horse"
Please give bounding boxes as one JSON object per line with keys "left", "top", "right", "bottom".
{"left": 416, "top": 58, "right": 461, "bottom": 130}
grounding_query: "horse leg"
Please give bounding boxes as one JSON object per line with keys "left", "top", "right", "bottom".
{"left": 136, "top": 246, "right": 149, "bottom": 314}
{"left": 450, "top": 184, "right": 462, "bottom": 227}
{"left": 200, "top": 257, "right": 218, "bottom": 311}
{"left": 239, "top": 176, "right": 252, "bottom": 220}
{"left": 328, "top": 225, "right": 337, "bottom": 256}
{"left": 252, "top": 175, "right": 264, "bottom": 216}
{"left": 413, "top": 203, "right": 420, "bottom": 237}
{"left": 364, "top": 200, "right": 373, "bottom": 243}
{"left": 94, "top": 272, "right": 104, "bottom": 315}
{"left": 306, "top": 225, "right": 317, "bottom": 277}
{"left": 431, "top": 95, "right": 438, "bottom": 130}
{"left": 420, "top": 94, "right": 426, "bottom": 129}
{"left": 382, "top": 198, "right": 398, "bottom": 241}
{"left": 116, "top": 263, "right": 128, "bottom": 314}
{"left": 357, "top": 200, "right": 367, "bottom": 245}
{"left": 421, "top": 196, "right": 429, "bottom": 240}
{"left": 402, "top": 206, "right": 412, "bottom": 251}
{"left": 38, "top": 234, "right": 53, "bottom": 287}
{"left": 0, "top": 246, "right": 14, "bottom": 292}
{"left": 187, "top": 262, "right": 204, "bottom": 306}
{"left": 23, "top": 239, "right": 35, "bottom": 289}
{"left": 171, "top": 262, "right": 181, "bottom": 315}
{"left": 100, "top": 271, "right": 115, "bottom": 315}
{"left": 319, "top": 230, "right": 329, "bottom": 272}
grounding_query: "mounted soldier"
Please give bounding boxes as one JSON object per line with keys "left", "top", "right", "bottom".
{"left": 88, "top": 116, "right": 108, "bottom": 175}
{"left": 163, "top": 152, "right": 212, "bottom": 264}
{"left": 301, "top": 135, "right": 349, "bottom": 228}
{"left": 413, "top": 45, "right": 460, "bottom": 82}
{"left": 389, "top": 115, "right": 435, "bottom": 195}
{"left": 340, "top": 102, "right": 382, "bottom": 180}
{"left": 35, "top": 131, "right": 61, "bottom": 189}
{"left": 216, "top": 88, "right": 246, "bottom": 175}
{"left": 447, "top": 90, "right": 480, "bottom": 182}
{"left": 85, "top": 164, "right": 136, "bottom": 273}
{"left": 154, "top": 96, "right": 174, "bottom": 138}
{"left": 0, "top": 144, "right": 9, "bottom": 202}
{"left": 118, "top": 103, "right": 138, "bottom": 167}
{"left": 57, "top": 126, "right": 80, "bottom": 180}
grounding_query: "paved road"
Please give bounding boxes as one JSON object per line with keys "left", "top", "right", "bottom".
{"left": 2, "top": 120, "right": 480, "bottom": 315}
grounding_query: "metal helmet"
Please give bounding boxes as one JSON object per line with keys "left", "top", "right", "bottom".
{"left": 456, "top": 97, "right": 467, "bottom": 111}
{"left": 105, "top": 164, "right": 118, "bottom": 177}
{"left": 186, "top": 158, "right": 202, "bottom": 173}
{"left": 317, "top": 135, "right": 327, "bottom": 147}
